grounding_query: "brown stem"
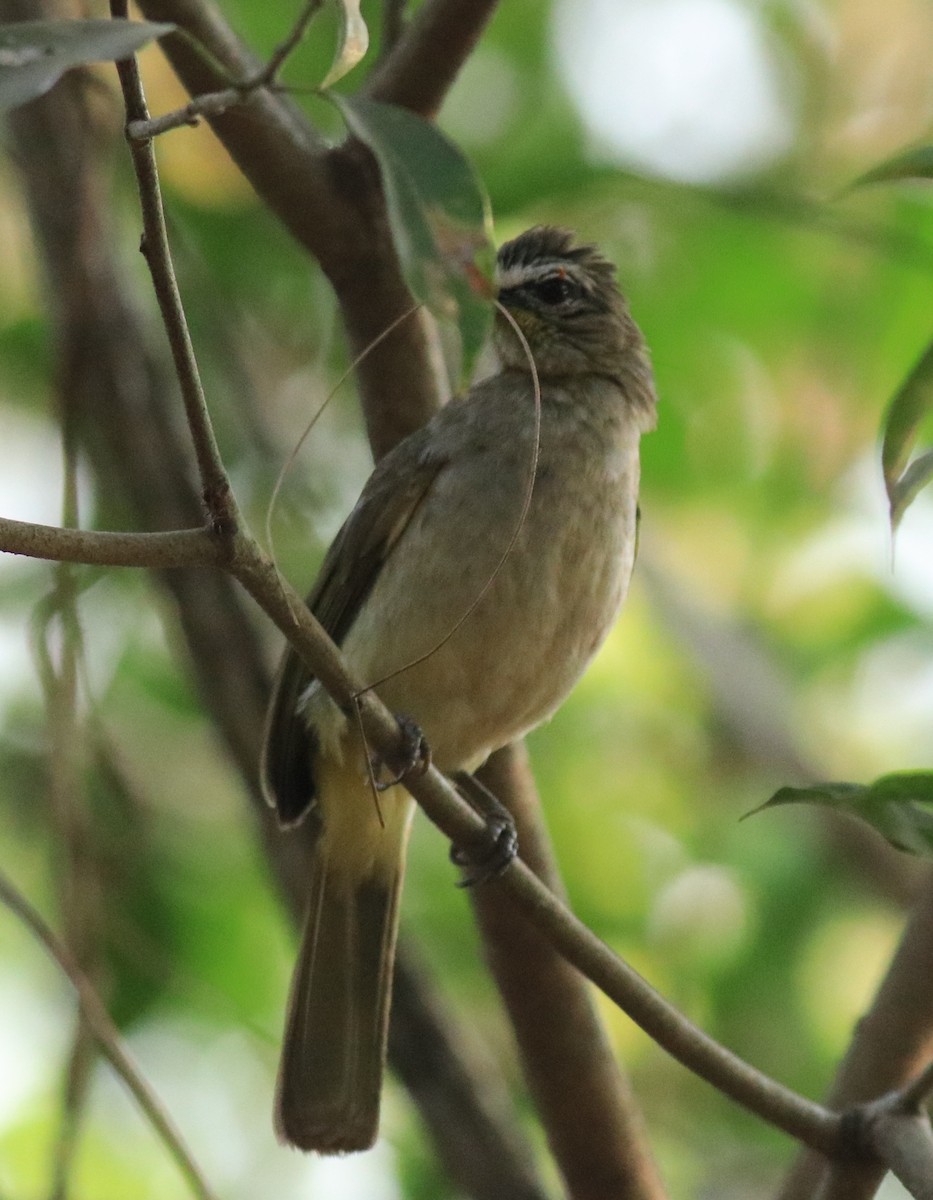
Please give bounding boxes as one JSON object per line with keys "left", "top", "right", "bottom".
{"left": 389, "top": 946, "right": 548, "bottom": 1200}
{"left": 135, "top": 0, "right": 443, "bottom": 448}
{"left": 0, "top": 871, "right": 217, "bottom": 1200}
{"left": 900, "top": 1058, "right": 933, "bottom": 1112}
{"left": 366, "top": 0, "right": 502, "bottom": 117}
{"left": 778, "top": 869, "right": 933, "bottom": 1200}
{"left": 8, "top": 42, "right": 548, "bottom": 1197}
{"left": 474, "top": 745, "right": 667, "bottom": 1200}
{"left": 49, "top": 1026, "right": 96, "bottom": 1200}
{"left": 110, "top": 1, "right": 238, "bottom": 532}
{"left": 260, "top": 0, "right": 325, "bottom": 83}
{"left": 0, "top": 518, "right": 221, "bottom": 568}
{"left": 230, "top": 533, "right": 843, "bottom": 1155}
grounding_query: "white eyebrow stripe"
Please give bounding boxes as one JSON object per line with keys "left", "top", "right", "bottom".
{"left": 495, "top": 259, "right": 576, "bottom": 290}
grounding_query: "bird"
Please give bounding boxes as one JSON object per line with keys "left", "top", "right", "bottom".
{"left": 261, "top": 225, "right": 658, "bottom": 1154}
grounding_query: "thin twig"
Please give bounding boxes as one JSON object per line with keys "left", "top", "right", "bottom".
{"left": 50, "top": 1026, "right": 96, "bottom": 1200}
{"left": 0, "top": 871, "right": 217, "bottom": 1200}
{"left": 126, "top": 84, "right": 244, "bottom": 140}
{"left": 111, "top": 0, "right": 238, "bottom": 533}
{"left": 366, "top": 0, "right": 501, "bottom": 116}
{"left": 226, "top": 532, "right": 843, "bottom": 1157}
{"left": 127, "top": 0, "right": 325, "bottom": 141}
{"left": 259, "top": 0, "right": 325, "bottom": 84}
{"left": 0, "top": 517, "right": 222, "bottom": 569}
{"left": 135, "top": 0, "right": 443, "bottom": 454}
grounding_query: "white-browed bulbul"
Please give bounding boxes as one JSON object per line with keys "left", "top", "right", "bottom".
{"left": 262, "top": 226, "right": 658, "bottom": 1154}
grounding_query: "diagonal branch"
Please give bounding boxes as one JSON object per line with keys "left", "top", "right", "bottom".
{"left": 228, "top": 532, "right": 844, "bottom": 1157}
{"left": 474, "top": 746, "right": 667, "bottom": 1200}
{"left": 7, "top": 39, "right": 550, "bottom": 1198}
{"left": 134, "top": 0, "right": 443, "bottom": 453}
{"left": 0, "top": 871, "right": 217, "bottom": 1200}
{"left": 366, "top": 0, "right": 502, "bottom": 116}
{"left": 778, "top": 869, "right": 933, "bottom": 1199}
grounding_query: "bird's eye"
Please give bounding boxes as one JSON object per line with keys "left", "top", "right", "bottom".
{"left": 532, "top": 274, "right": 575, "bottom": 306}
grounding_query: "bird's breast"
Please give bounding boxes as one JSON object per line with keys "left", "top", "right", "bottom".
{"left": 340, "top": 419, "right": 641, "bottom": 772}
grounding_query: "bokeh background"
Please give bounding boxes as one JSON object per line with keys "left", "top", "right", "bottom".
{"left": 1, "top": 0, "right": 932, "bottom": 1196}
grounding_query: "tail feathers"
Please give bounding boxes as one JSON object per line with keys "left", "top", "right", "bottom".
{"left": 275, "top": 853, "right": 403, "bottom": 1153}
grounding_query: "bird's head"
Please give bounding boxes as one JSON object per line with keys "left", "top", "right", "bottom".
{"left": 493, "top": 226, "right": 650, "bottom": 390}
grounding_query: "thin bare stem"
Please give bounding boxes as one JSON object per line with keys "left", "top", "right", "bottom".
{"left": 227, "top": 533, "right": 843, "bottom": 1157}
{"left": 126, "top": 84, "right": 244, "bottom": 140}
{"left": 259, "top": 0, "right": 325, "bottom": 84}
{"left": 111, "top": 0, "right": 238, "bottom": 532}
{"left": 366, "top": 0, "right": 501, "bottom": 116}
{"left": 0, "top": 517, "right": 222, "bottom": 569}
{"left": 0, "top": 871, "right": 217, "bottom": 1200}
{"left": 127, "top": 0, "right": 325, "bottom": 141}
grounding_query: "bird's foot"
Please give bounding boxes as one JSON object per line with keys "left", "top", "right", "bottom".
{"left": 375, "top": 715, "right": 432, "bottom": 791}
{"left": 450, "top": 772, "right": 518, "bottom": 886}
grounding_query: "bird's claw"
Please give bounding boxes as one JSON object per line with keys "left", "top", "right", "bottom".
{"left": 375, "top": 714, "right": 432, "bottom": 791}
{"left": 451, "top": 815, "right": 518, "bottom": 886}
{"left": 450, "top": 771, "right": 518, "bottom": 886}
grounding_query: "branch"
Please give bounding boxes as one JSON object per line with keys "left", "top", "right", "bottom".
{"left": 900, "top": 1058, "right": 933, "bottom": 1111}
{"left": 474, "top": 746, "right": 666, "bottom": 1200}
{"left": 0, "top": 871, "right": 217, "bottom": 1200}
{"left": 17, "top": 9, "right": 842, "bottom": 1169}
{"left": 778, "top": 869, "right": 933, "bottom": 1200}
{"left": 227, "top": 533, "right": 843, "bottom": 1157}
{"left": 125, "top": 0, "right": 324, "bottom": 140}
{"left": 388, "top": 945, "right": 549, "bottom": 1200}
{"left": 135, "top": 0, "right": 443, "bottom": 454}
{"left": 864, "top": 1100, "right": 933, "bottom": 1200}
{"left": 8, "top": 47, "right": 550, "bottom": 1199}
{"left": 366, "top": 0, "right": 502, "bottom": 116}
{"left": 0, "top": 517, "right": 221, "bottom": 568}
{"left": 111, "top": 0, "right": 238, "bottom": 531}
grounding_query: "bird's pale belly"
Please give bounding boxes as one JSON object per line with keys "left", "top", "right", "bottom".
{"left": 336, "top": 499, "right": 635, "bottom": 772}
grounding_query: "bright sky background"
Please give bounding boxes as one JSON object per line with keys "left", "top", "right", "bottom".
{"left": 553, "top": 0, "right": 797, "bottom": 182}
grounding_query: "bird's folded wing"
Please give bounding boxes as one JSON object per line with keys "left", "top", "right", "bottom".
{"left": 261, "top": 433, "right": 448, "bottom": 826}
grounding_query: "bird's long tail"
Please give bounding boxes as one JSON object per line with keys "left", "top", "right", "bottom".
{"left": 274, "top": 748, "right": 413, "bottom": 1154}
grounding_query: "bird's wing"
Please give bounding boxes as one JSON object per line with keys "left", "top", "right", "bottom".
{"left": 261, "top": 433, "right": 448, "bottom": 826}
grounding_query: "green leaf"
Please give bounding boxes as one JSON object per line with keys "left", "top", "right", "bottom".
{"left": 852, "top": 144, "right": 933, "bottom": 188}
{"left": 331, "top": 94, "right": 495, "bottom": 388}
{"left": 753, "top": 772, "right": 933, "bottom": 857}
{"left": 889, "top": 448, "right": 933, "bottom": 530}
{"left": 881, "top": 339, "right": 933, "bottom": 531}
{"left": 0, "top": 18, "right": 173, "bottom": 113}
{"left": 320, "top": 0, "right": 368, "bottom": 88}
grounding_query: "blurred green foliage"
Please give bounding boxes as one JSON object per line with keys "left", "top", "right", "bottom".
{"left": 1, "top": 0, "right": 932, "bottom": 1197}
